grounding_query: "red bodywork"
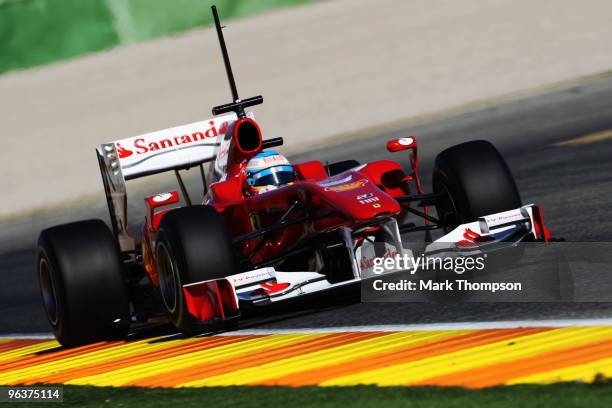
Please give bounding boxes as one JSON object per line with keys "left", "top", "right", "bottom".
{"left": 139, "top": 118, "right": 422, "bottom": 290}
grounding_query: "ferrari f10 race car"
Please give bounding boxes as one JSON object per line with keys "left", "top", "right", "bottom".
{"left": 37, "top": 6, "right": 552, "bottom": 347}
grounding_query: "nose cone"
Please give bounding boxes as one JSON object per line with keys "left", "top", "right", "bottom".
{"left": 316, "top": 175, "right": 400, "bottom": 220}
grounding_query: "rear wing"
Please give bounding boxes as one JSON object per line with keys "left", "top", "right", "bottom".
{"left": 96, "top": 113, "right": 237, "bottom": 251}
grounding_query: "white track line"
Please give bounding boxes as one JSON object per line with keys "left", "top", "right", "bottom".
{"left": 0, "top": 333, "right": 54, "bottom": 339}
{"left": 3, "top": 318, "right": 612, "bottom": 339}
{"left": 228, "top": 318, "right": 612, "bottom": 335}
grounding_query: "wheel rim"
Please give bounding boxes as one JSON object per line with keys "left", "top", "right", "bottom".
{"left": 157, "top": 243, "right": 178, "bottom": 314}
{"left": 39, "top": 258, "right": 58, "bottom": 326}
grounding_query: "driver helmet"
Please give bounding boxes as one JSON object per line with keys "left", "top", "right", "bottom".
{"left": 245, "top": 150, "right": 294, "bottom": 195}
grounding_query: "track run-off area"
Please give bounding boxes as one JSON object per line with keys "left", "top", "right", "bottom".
{"left": 2, "top": 321, "right": 612, "bottom": 388}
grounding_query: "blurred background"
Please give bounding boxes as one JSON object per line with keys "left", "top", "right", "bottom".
{"left": 2, "top": 0, "right": 612, "bottom": 221}
{"left": 0, "top": 0, "right": 313, "bottom": 74}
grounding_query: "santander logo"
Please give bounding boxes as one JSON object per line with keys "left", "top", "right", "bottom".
{"left": 260, "top": 282, "right": 290, "bottom": 294}
{"left": 456, "top": 228, "right": 490, "bottom": 248}
{"left": 115, "top": 120, "right": 229, "bottom": 160}
{"left": 116, "top": 143, "right": 133, "bottom": 159}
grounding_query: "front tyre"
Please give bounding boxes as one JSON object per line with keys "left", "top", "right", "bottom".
{"left": 433, "top": 140, "right": 522, "bottom": 232}
{"left": 155, "top": 205, "right": 238, "bottom": 334}
{"left": 37, "top": 220, "right": 130, "bottom": 347}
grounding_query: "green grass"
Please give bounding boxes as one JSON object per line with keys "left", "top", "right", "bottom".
{"left": 0, "top": 0, "right": 314, "bottom": 75}
{"left": 18, "top": 383, "right": 612, "bottom": 407}
{"left": 0, "top": 0, "right": 118, "bottom": 73}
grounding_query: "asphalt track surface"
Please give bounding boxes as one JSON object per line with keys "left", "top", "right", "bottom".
{"left": 1, "top": 73, "right": 612, "bottom": 335}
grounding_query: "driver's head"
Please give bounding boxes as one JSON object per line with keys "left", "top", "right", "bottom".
{"left": 245, "top": 151, "right": 294, "bottom": 195}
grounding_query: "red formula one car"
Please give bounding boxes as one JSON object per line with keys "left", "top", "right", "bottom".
{"left": 37, "top": 6, "right": 552, "bottom": 346}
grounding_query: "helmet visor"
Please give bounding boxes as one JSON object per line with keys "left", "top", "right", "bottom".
{"left": 251, "top": 166, "right": 294, "bottom": 187}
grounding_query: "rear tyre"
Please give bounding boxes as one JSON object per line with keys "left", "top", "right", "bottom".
{"left": 37, "top": 220, "right": 130, "bottom": 347}
{"left": 155, "top": 205, "right": 238, "bottom": 334}
{"left": 432, "top": 140, "right": 522, "bottom": 232}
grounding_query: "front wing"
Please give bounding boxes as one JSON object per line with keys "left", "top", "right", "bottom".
{"left": 181, "top": 204, "right": 549, "bottom": 323}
